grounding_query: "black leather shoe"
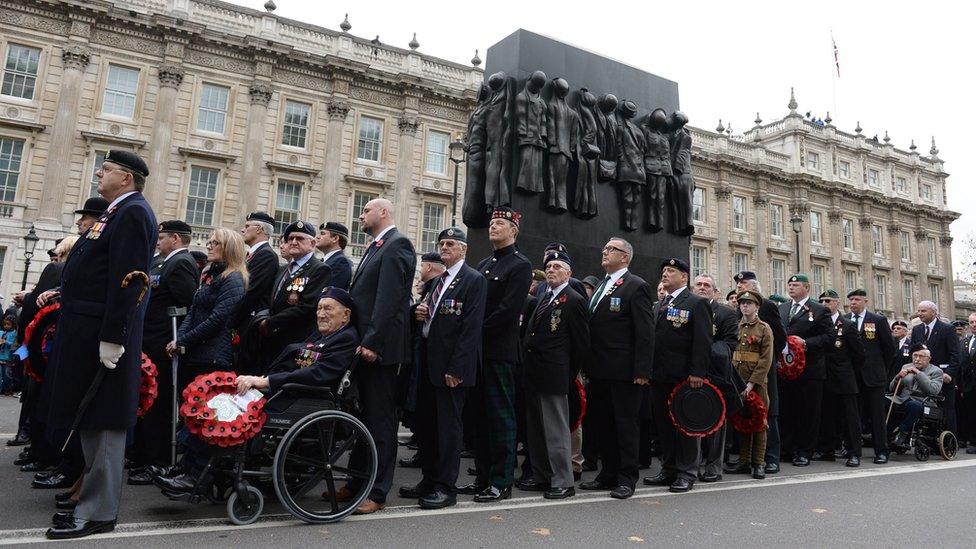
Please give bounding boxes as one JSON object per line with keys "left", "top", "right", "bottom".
{"left": 543, "top": 487, "right": 575, "bottom": 499}
{"left": 668, "top": 478, "right": 694, "bottom": 493}
{"left": 51, "top": 512, "right": 74, "bottom": 527}
{"left": 751, "top": 466, "right": 766, "bottom": 480}
{"left": 34, "top": 470, "right": 57, "bottom": 480}
{"left": 146, "top": 464, "right": 180, "bottom": 478}
{"left": 46, "top": 518, "right": 116, "bottom": 540}
{"left": 764, "top": 462, "right": 780, "bottom": 474}
{"left": 153, "top": 473, "right": 197, "bottom": 493}
{"left": 21, "top": 461, "right": 52, "bottom": 473}
{"left": 55, "top": 491, "right": 76, "bottom": 503}
{"left": 33, "top": 473, "right": 73, "bottom": 489}
{"left": 792, "top": 456, "right": 810, "bottom": 467}
{"left": 873, "top": 453, "right": 888, "bottom": 464}
{"left": 515, "top": 478, "right": 549, "bottom": 492}
{"left": 578, "top": 479, "right": 614, "bottom": 490}
{"left": 474, "top": 486, "right": 512, "bottom": 502}
{"left": 6, "top": 433, "right": 30, "bottom": 446}
{"left": 418, "top": 490, "right": 456, "bottom": 509}
{"left": 127, "top": 469, "right": 154, "bottom": 485}
{"left": 723, "top": 461, "right": 752, "bottom": 475}
{"left": 55, "top": 499, "right": 77, "bottom": 511}
{"left": 399, "top": 483, "right": 431, "bottom": 499}
{"left": 397, "top": 454, "right": 421, "bottom": 468}
{"left": 642, "top": 472, "right": 676, "bottom": 486}
{"left": 610, "top": 485, "right": 634, "bottom": 499}
{"left": 698, "top": 472, "right": 722, "bottom": 483}
{"left": 456, "top": 482, "right": 487, "bottom": 496}
{"left": 13, "top": 455, "right": 33, "bottom": 466}
{"left": 845, "top": 456, "right": 861, "bottom": 467}
{"left": 812, "top": 451, "right": 835, "bottom": 462}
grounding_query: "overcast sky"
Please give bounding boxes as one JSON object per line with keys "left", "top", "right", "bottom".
{"left": 232, "top": 0, "right": 974, "bottom": 277}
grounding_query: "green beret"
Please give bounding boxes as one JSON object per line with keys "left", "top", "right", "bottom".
{"left": 846, "top": 288, "right": 867, "bottom": 298}
{"left": 768, "top": 293, "right": 788, "bottom": 304}
{"left": 819, "top": 289, "right": 840, "bottom": 300}
{"left": 788, "top": 274, "right": 809, "bottom": 283}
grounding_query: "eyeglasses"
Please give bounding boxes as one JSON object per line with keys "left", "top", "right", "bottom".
{"left": 206, "top": 240, "right": 222, "bottom": 248}
{"left": 603, "top": 245, "right": 627, "bottom": 254}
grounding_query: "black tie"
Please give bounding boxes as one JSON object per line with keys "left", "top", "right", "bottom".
{"left": 924, "top": 325, "right": 931, "bottom": 341}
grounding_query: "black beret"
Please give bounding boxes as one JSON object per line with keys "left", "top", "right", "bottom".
{"left": 159, "top": 220, "right": 192, "bottom": 235}
{"left": 321, "top": 286, "right": 357, "bottom": 326}
{"left": 104, "top": 149, "right": 149, "bottom": 177}
{"left": 544, "top": 242, "right": 568, "bottom": 253}
{"left": 847, "top": 288, "right": 867, "bottom": 298}
{"left": 74, "top": 196, "right": 109, "bottom": 216}
{"left": 582, "top": 275, "right": 600, "bottom": 289}
{"left": 283, "top": 220, "right": 316, "bottom": 240}
{"left": 246, "top": 211, "right": 275, "bottom": 226}
{"left": 420, "top": 251, "right": 444, "bottom": 265}
{"left": 319, "top": 221, "right": 349, "bottom": 238}
{"left": 438, "top": 227, "right": 467, "bottom": 243}
{"left": 733, "top": 271, "right": 757, "bottom": 283}
{"left": 661, "top": 257, "right": 690, "bottom": 274}
{"left": 909, "top": 343, "right": 929, "bottom": 354}
{"left": 891, "top": 320, "right": 908, "bottom": 329}
{"left": 544, "top": 251, "right": 572, "bottom": 269}
{"left": 491, "top": 206, "right": 521, "bottom": 229}
{"left": 726, "top": 290, "right": 737, "bottom": 300}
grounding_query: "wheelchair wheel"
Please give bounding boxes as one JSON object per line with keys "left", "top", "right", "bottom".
{"left": 913, "top": 444, "right": 930, "bottom": 461}
{"left": 227, "top": 484, "right": 264, "bottom": 525}
{"left": 938, "top": 431, "right": 958, "bottom": 460}
{"left": 273, "top": 410, "right": 377, "bottom": 524}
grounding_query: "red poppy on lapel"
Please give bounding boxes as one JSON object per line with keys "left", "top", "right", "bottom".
{"left": 558, "top": 295, "right": 568, "bottom": 304}
{"left": 375, "top": 239, "right": 385, "bottom": 248}
{"left": 614, "top": 278, "right": 624, "bottom": 287}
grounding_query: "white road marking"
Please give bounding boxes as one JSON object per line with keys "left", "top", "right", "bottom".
{"left": 1, "top": 458, "right": 973, "bottom": 544}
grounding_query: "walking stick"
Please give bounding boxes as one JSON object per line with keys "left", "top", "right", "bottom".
{"left": 62, "top": 271, "right": 150, "bottom": 452}
{"left": 167, "top": 306, "right": 187, "bottom": 466}
{"left": 885, "top": 377, "right": 903, "bottom": 427}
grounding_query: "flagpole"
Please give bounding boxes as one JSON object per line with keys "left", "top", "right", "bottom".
{"left": 831, "top": 30, "right": 839, "bottom": 121}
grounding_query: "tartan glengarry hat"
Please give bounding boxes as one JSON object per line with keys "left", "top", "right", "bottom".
{"left": 319, "top": 221, "right": 350, "bottom": 238}
{"left": 788, "top": 274, "right": 809, "bottom": 283}
{"left": 491, "top": 207, "right": 521, "bottom": 229}
{"left": 736, "top": 290, "right": 764, "bottom": 306}
{"left": 847, "top": 288, "right": 868, "bottom": 298}
{"left": 544, "top": 242, "right": 568, "bottom": 254}
{"left": 283, "top": 220, "right": 316, "bottom": 240}
{"left": 74, "top": 197, "right": 109, "bottom": 217}
{"left": 420, "top": 251, "right": 444, "bottom": 265}
{"left": 104, "top": 149, "right": 149, "bottom": 177}
{"left": 438, "top": 227, "right": 467, "bottom": 244}
{"left": 661, "top": 258, "right": 690, "bottom": 274}
{"left": 246, "top": 211, "right": 276, "bottom": 226}
{"left": 544, "top": 251, "right": 572, "bottom": 269}
{"left": 159, "top": 220, "right": 192, "bottom": 236}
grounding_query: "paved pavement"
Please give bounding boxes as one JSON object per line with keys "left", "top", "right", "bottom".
{"left": 2, "top": 394, "right": 974, "bottom": 547}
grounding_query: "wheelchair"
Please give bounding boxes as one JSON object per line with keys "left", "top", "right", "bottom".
{"left": 161, "top": 371, "right": 377, "bottom": 525}
{"left": 886, "top": 394, "right": 958, "bottom": 462}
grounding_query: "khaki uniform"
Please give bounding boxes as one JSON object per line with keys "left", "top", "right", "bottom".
{"left": 732, "top": 316, "right": 774, "bottom": 466}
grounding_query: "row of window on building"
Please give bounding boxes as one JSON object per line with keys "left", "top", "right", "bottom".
{"left": 689, "top": 245, "right": 942, "bottom": 315}
{"left": 802, "top": 150, "right": 935, "bottom": 200}
{"left": 690, "top": 188, "right": 940, "bottom": 264}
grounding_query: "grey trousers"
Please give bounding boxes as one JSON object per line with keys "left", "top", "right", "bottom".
{"left": 75, "top": 429, "right": 126, "bottom": 522}
{"left": 700, "top": 424, "right": 726, "bottom": 476}
{"left": 526, "top": 388, "right": 574, "bottom": 489}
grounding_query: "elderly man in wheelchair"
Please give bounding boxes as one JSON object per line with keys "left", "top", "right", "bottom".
{"left": 150, "top": 287, "right": 378, "bottom": 524}
{"left": 887, "top": 344, "right": 950, "bottom": 456}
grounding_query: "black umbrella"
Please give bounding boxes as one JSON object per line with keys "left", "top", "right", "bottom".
{"left": 62, "top": 271, "right": 149, "bottom": 452}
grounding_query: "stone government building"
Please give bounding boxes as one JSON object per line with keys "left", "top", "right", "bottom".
{"left": 0, "top": 0, "right": 958, "bottom": 321}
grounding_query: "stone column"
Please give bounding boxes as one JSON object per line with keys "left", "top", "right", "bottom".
{"left": 827, "top": 209, "right": 843, "bottom": 291}
{"left": 941, "top": 235, "right": 954, "bottom": 314}
{"left": 38, "top": 44, "right": 90, "bottom": 222}
{"left": 238, "top": 82, "right": 273, "bottom": 218}
{"left": 888, "top": 225, "right": 904, "bottom": 316}
{"left": 145, "top": 63, "right": 184, "bottom": 212}
{"left": 393, "top": 116, "right": 419, "bottom": 230}
{"left": 753, "top": 195, "right": 769, "bottom": 280}
{"left": 714, "top": 185, "right": 732, "bottom": 286}
{"left": 320, "top": 101, "right": 350, "bottom": 222}
{"left": 858, "top": 216, "right": 875, "bottom": 300}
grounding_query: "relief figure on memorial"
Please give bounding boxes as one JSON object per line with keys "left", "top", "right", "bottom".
{"left": 461, "top": 83, "right": 492, "bottom": 227}
{"left": 667, "top": 111, "right": 695, "bottom": 236}
{"left": 574, "top": 88, "right": 601, "bottom": 219}
{"left": 642, "top": 108, "right": 672, "bottom": 233}
{"left": 615, "top": 100, "right": 646, "bottom": 231}
{"left": 595, "top": 93, "right": 619, "bottom": 182}
{"left": 484, "top": 72, "right": 513, "bottom": 211}
{"left": 514, "top": 70, "right": 548, "bottom": 194}
{"left": 545, "top": 77, "right": 579, "bottom": 213}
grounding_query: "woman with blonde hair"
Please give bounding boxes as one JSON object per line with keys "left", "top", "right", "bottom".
{"left": 166, "top": 228, "right": 247, "bottom": 387}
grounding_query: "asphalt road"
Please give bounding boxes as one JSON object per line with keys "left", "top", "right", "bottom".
{"left": 2, "top": 395, "right": 974, "bottom": 547}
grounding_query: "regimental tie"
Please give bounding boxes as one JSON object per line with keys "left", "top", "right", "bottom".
{"left": 658, "top": 293, "right": 674, "bottom": 319}
{"left": 588, "top": 276, "right": 611, "bottom": 313}
{"left": 423, "top": 272, "right": 449, "bottom": 336}
{"left": 534, "top": 290, "right": 554, "bottom": 325}
{"left": 790, "top": 302, "right": 801, "bottom": 318}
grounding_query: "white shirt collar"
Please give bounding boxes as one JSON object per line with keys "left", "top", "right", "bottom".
{"left": 925, "top": 319, "right": 937, "bottom": 332}
{"left": 443, "top": 259, "right": 464, "bottom": 279}
{"left": 106, "top": 191, "right": 137, "bottom": 212}
{"left": 248, "top": 240, "right": 269, "bottom": 254}
{"left": 793, "top": 296, "right": 809, "bottom": 308}
{"left": 831, "top": 312, "right": 839, "bottom": 323}
{"left": 372, "top": 225, "right": 395, "bottom": 243}
{"left": 322, "top": 249, "right": 341, "bottom": 263}
{"left": 592, "top": 267, "right": 628, "bottom": 306}
{"left": 290, "top": 251, "right": 315, "bottom": 271}
{"left": 164, "top": 247, "right": 188, "bottom": 262}
{"left": 669, "top": 286, "right": 687, "bottom": 300}
{"left": 549, "top": 281, "right": 570, "bottom": 302}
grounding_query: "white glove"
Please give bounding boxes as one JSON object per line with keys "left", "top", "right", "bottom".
{"left": 99, "top": 341, "right": 125, "bottom": 370}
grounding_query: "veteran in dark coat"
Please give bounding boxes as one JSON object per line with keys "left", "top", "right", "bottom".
{"left": 401, "top": 228, "right": 485, "bottom": 510}
{"left": 317, "top": 221, "right": 353, "bottom": 291}
{"left": 778, "top": 274, "right": 834, "bottom": 467}
{"left": 234, "top": 211, "right": 280, "bottom": 373}
{"left": 464, "top": 207, "right": 532, "bottom": 503}
{"left": 259, "top": 221, "right": 331, "bottom": 365}
{"left": 519, "top": 251, "right": 588, "bottom": 499}
{"left": 580, "top": 237, "right": 654, "bottom": 499}
{"left": 643, "top": 258, "right": 713, "bottom": 493}
{"left": 814, "top": 290, "right": 865, "bottom": 467}
{"left": 131, "top": 219, "right": 199, "bottom": 479}
{"left": 910, "top": 300, "right": 960, "bottom": 434}
{"left": 847, "top": 288, "right": 895, "bottom": 463}
{"left": 44, "top": 150, "right": 158, "bottom": 539}
{"left": 346, "top": 198, "right": 417, "bottom": 514}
